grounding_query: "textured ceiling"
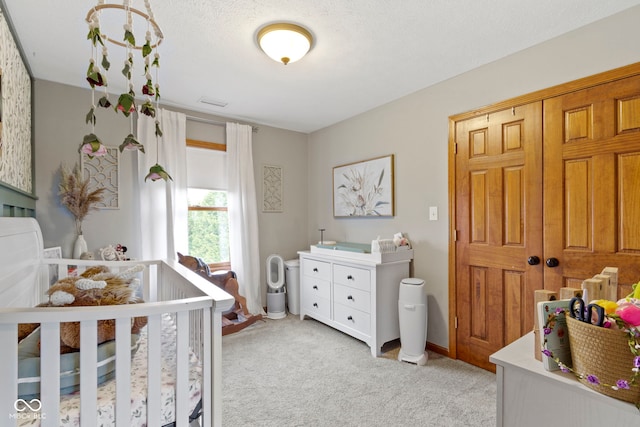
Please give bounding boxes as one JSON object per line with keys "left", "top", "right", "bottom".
{"left": 3, "top": 0, "right": 640, "bottom": 133}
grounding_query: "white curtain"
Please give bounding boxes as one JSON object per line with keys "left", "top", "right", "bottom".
{"left": 226, "top": 122, "right": 264, "bottom": 315}
{"left": 135, "top": 108, "right": 188, "bottom": 260}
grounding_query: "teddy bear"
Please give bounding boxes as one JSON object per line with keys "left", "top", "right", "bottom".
{"left": 18, "top": 264, "right": 148, "bottom": 353}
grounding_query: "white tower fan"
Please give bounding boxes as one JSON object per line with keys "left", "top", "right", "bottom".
{"left": 266, "top": 254, "right": 287, "bottom": 319}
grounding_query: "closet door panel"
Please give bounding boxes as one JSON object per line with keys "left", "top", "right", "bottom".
{"left": 564, "top": 159, "right": 592, "bottom": 250}
{"left": 543, "top": 74, "right": 640, "bottom": 298}
{"left": 455, "top": 102, "right": 543, "bottom": 371}
{"left": 619, "top": 153, "right": 640, "bottom": 251}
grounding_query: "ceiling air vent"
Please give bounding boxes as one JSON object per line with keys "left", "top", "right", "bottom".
{"left": 198, "top": 97, "right": 228, "bottom": 108}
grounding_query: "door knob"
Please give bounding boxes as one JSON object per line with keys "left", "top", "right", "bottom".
{"left": 527, "top": 256, "right": 540, "bottom": 265}
{"left": 546, "top": 257, "right": 559, "bottom": 268}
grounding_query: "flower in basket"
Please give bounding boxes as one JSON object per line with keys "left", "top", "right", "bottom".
{"left": 617, "top": 299, "right": 640, "bottom": 327}
{"left": 614, "top": 282, "right": 640, "bottom": 326}
{"left": 58, "top": 164, "right": 105, "bottom": 235}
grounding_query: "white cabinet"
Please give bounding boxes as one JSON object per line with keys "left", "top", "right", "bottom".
{"left": 298, "top": 248, "right": 413, "bottom": 356}
{"left": 490, "top": 333, "right": 639, "bottom": 426}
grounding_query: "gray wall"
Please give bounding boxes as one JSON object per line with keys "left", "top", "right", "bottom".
{"left": 32, "top": 5, "right": 640, "bottom": 350}
{"left": 307, "top": 6, "right": 640, "bottom": 349}
{"left": 33, "top": 80, "right": 308, "bottom": 305}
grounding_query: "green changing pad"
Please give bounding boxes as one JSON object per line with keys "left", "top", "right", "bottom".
{"left": 316, "top": 242, "right": 371, "bottom": 253}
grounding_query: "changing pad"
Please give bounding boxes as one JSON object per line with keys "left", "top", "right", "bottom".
{"left": 314, "top": 241, "right": 371, "bottom": 253}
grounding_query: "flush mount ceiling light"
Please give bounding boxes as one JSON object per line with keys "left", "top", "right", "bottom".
{"left": 257, "top": 23, "right": 313, "bottom": 65}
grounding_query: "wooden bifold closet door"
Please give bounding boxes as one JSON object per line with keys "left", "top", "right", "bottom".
{"left": 454, "top": 102, "right": 543, "bottom": 371}
{"left": 543, "top": 74, "right": 640, "bottom": 295}
{"left": 451, "top": 68, "right": 640, "bottom": 371}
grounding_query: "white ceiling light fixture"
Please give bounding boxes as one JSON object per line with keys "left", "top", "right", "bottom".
{"left": 257, "top": 23, "right": 313, "bottom": 65}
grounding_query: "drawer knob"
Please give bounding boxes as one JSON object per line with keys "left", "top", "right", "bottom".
{"left": 347, "top": 275, "right": 354, "bottom": 280}
{"left": 313, "top": 303, "right": 318, "bottom": 307}
{"left": 347, "top": 295, "right": 353, "bottom": 300}
{"left": 347, "top": 315, "right": 353, "bottom": 321}
{"left": 313, "top": 268, "right": 319, "bottom": 272}
{"left": 313, "top": 285, "right": 318, "bottom": 290}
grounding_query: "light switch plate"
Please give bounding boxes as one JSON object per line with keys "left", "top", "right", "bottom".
{"left": 429, "top": 206, "right": 438, "bottom": 221}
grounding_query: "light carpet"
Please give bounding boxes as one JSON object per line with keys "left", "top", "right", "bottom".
{"left": 221, "top": 314, "right": 496, "bottom": 427}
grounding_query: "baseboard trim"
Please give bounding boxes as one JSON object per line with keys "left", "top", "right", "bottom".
{"left": 427, "top": 341, "right": 449, "bottom": 358}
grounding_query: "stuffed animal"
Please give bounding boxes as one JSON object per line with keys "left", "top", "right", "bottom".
{"left": 18, "top": 265, "right": 148, "bottom": 353}
{"left": 393, "top": 232, "right": 411, "bottom": 248}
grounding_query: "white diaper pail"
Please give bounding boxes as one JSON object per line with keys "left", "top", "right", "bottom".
{"left": 398, "top": 278, "right": 428, "bottom": 365}
{"left": 266, "top": 254, "right": 286, "bottom": 319}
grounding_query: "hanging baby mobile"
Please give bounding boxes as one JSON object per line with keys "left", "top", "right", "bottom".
{"left": 84, "top": 0, "right": 171, "bottom": 181}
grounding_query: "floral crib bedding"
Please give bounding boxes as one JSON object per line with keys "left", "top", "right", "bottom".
{"left": 18, "top": 314, "right": 203, "bottom": 427}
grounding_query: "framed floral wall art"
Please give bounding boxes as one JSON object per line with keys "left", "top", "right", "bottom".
{"left": 333, "top": 154, "right": 395, "bottom": 217}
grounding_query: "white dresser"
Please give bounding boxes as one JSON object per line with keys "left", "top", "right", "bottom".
{"left": 298, "top": 246, "right": 413, "bottom": 356}
{"left": 490, "top": 332, "right": 639, "bottom": 426}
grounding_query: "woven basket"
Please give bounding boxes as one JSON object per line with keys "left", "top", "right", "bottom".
{"left": 566, "top": 315, "right": 640, "bottom": 404}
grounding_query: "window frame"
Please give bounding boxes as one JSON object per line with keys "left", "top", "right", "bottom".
{"left": 186, "top": 138, "right": 231, "bottom": 272}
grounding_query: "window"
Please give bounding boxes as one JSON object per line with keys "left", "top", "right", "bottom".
{"left": 187, "top": 188, "right": 230, "bottom": 269}
{"left": 186, "top": 139, "right": 229, "bottom": 270}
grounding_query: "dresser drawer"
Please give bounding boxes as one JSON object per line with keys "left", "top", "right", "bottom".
{"left": 302, "top": 258, "right": 331, "bottom": 281}
{"left": 334, "top": 302, "right": 370, "bottom": 336}
{"left": 302, "top": 295, "right": 331, "bottom": 319}
{"left": 302, "top": 277, "right": 331, "bottom": 300}
{"left": 333, "top": 264, "right": 371, "bottom": 291}
{"left": 334, "top": 283, "right": 370, "bottom": 313}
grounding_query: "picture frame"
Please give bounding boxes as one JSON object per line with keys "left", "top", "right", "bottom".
{"left": 333, "top": 154, "right": 395, "bottom": 217}
{"left": 81, "top": 146, "right": 120, "bottom": 209}
{"left": 43, "top": 246, "right": 62, "bottom": 285}
{"left": 262, "top": 164, "right": 283, "bottom": 213}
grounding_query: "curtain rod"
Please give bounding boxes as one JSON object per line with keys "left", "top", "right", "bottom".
{"left": 186, "top": 115, "right": 259, "bottom": 133}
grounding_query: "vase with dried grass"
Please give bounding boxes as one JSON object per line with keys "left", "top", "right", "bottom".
{"left": 58, "top": 164, "right": 105, "bottom": 258}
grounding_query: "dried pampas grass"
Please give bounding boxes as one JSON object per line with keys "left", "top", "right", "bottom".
{"left": 58, "top": 164, "right": 105, "bottom": 234}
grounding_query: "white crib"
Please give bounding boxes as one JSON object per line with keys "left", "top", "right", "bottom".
{"left": 0, "top": 218, "right": 235, "bottom": 426}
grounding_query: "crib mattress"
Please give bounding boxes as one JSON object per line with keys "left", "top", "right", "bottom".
{"left": 18, "top": 314, "right": 202, "bottom": 427}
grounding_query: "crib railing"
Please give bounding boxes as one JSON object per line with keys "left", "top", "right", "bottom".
{"left": 0, "top": 258, "right": 234, "bottom": 427}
